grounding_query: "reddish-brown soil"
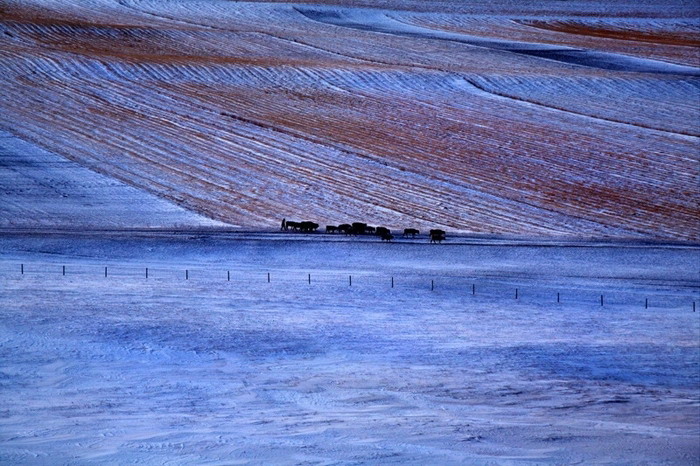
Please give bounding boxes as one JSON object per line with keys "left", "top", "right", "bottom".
{"left": 1, "top": 1, "right": 698, "bottom": 240}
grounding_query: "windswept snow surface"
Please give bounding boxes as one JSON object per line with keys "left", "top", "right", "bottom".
{"left": 0, "top": 130, "right": 227, "bottom": 228}
{"left": 1, "top": 0, "right": 699, "bottom": 239}
{"left": 1, "top": 1, "right": 699, "bottom": 463}
{"left": 0, "top": 233, "right": 698, "bottom": 463}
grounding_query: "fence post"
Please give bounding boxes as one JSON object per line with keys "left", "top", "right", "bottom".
{"left": 186, "top": 269, "right": 189, "bottom": 280}
{"left": 105, "top": 266, "right": 107, "bottom": 277}
{"left": 431, "top": 280, "right": 434, "bottom": 291}
{"left": 391, "top": 276, "right": 394, "bottom": 288}
{"left": 600, "top": 295, "right": 604, "bottom": 306}
{"left": 308, "top": 273, "right": 311, "bottom": 284}
{"left": 645, "top": 298, "right": 648, "bottom": 309}
{"left": 515, "top": 288, "right": 518, "bottom": 299}
{"left": 694, "top": 301, "right": 696, "bottom": 312}
{"left": 349, "top": 275, "right": 352, "bottom": 287}
{"left": 21, "top": 264, "right": 23, "bottom": 275}
{"left": 267, "top": 272, "right": 270, "bottom": 283}
{"left": 472, "top": 284, "right": 475, "bottom": 295}
{"left": 557, "top": 292, "right": 560, "bottom": 303}
{"left": 146, "top": 267, "right": 149, "bottom": 279}
{"left": 63, "top": 265, "right": 65, "bottom": 276}
{"left": 227, "top": 271, "right": 230, "bottom": 281}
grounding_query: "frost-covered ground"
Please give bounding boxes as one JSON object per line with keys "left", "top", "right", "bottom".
{"left": 1, "top": 233, "right": 698, "bottom": 463}
{"left": 1, "top": 0, "right": 699, "bottom": 463}
{"left": 0, "top": 130, "right": 226, "bottom": 229}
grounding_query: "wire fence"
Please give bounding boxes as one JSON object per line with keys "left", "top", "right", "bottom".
{"left": 3, "top": 261, "right": 697, "bottom": 312}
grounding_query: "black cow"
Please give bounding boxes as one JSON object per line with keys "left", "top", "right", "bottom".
{"left": 380, "top": 231, "right": 394, "bottom": 241}
{"left": 351, "top": 222, "right": 367, "bottom": 235}
{"left": 326, "top": 225, "right": 338, "bottom": 234}
{"left": 403, "top": 228, "right": 419, "bottom": 238}
{"left": 376, "top": 227, "right": 390, "bottom": 237}
{"left": 338, "top": 224, "right": 352, "bottom": 235}
{"left": 299, "top": 221, "right": 319, "bottom": 232}
{"left": 429, "top": 229, "right": 446, "bottom": 243}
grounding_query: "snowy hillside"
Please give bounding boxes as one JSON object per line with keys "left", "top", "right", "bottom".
{"left": 0, "top": 130, "right": 227, "bottom": 228}
{"left": 1, "top": 0, "right": 698, "bottom": 239}
{"left": 1, "top": 2, "right": 699, "bottom": 463}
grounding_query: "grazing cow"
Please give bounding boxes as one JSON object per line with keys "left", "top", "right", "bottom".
{"left": 364, "top": 226, "right": 376, "bottom": 234}
{"left": 286, "top": 221, "right": 300, "bottom": 231}
{"left": 429, "top": 229, "right": 446, "bottom": 243}
{"left": 299, "top": 221, "right": 319, "bottom": 232}
{"left": 351, "top": 222, "right": 367, "bottom": 235}
{"left": 376, "top": 227, "right": 390, "bottom": 237}
{"left": 380, "top": 231, "right": 394, "bottom": 241}
{"left": 338, "top": 224, "right": 352, "bottom": 234}
{"left": 325, "top": 225, "right": 338, "bottom": 234}
{"left": 403, "top": 228, "right": 419, "bottom": 238}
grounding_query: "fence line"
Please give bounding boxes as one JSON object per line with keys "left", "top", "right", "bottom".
{"left": 5, "top": 262, "right": 698, "bottom": 311}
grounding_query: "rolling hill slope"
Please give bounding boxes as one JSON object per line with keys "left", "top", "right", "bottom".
{"left": 1, "top": 0, "right": 698, "bottom": 239}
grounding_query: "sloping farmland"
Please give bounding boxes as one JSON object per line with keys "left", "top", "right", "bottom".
{"left": 0, "top": 0, "right": 698, "bottom": 240}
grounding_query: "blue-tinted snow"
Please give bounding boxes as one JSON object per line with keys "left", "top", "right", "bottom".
{"left": 0, "top": 130, "right": 228, "bottom": 228}
{"left": 0, "top": 234, "right": 698, "bottom": 463}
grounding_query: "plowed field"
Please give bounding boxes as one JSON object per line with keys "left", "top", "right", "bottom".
{"left": 1, "top": 0, "right": 698, "bottom": 239}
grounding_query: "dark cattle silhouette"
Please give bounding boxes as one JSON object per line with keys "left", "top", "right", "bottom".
{"left": 284, "top": 221, "right": 318, "bottom": 232}
{"left": 429, "top": 229, "right": 446, "bottom": 243}
{"left": 299, "top": 221, "right": 319, "bottom": 232}
{"left": 375, "top": 227, "right": 390, "bottom": 237}
{"left": 351, "top": 222, "right": 367, "bottom": 235}
{"left": 380, "top": 231, "right": 394, "bottom": 241}
{"left": 284, "top": 218, "right": 441, "bottom": 243}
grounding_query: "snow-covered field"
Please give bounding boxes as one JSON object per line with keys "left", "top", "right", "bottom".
{"left": 1, "top": 0, "right": 699, "bottom": 463}
{"left": 1, "top": 232, "right": 698, "bottom": 463}
{"left": 0, "top": 130, "right": 226, "bottom": 229}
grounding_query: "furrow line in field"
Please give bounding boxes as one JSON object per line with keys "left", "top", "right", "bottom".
{"left": 1, "top": 71, "right": 596, "bottom": 233}
{"left": 231, "top": 82, "right": 684, "bottom": 211}
{"left": 466, "top": 76, "right": 700, "bottom": 137}
{"left": 340, "top": 84, "right": 696, "bottom": 224}
{"left": 354, "top": 80, "right": 698, "bottom": 186}
{"left": 1, "top": 14, "right": 697, "bottom": 239}
{"left": 149, "top": 82, "right": 672, "bottom": 237}
{"left": 0, "top": 77, "right": 422, "bottom": 226}
{"left": 234, "top": 83, "right": 696, "bottom": 233}
{"left": 0, "top": 89, "right": 264, "bottom": 221}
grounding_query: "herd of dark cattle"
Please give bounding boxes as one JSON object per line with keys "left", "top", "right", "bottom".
{"left": 281, "top": 219, "right": 447, "bottom": 243}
